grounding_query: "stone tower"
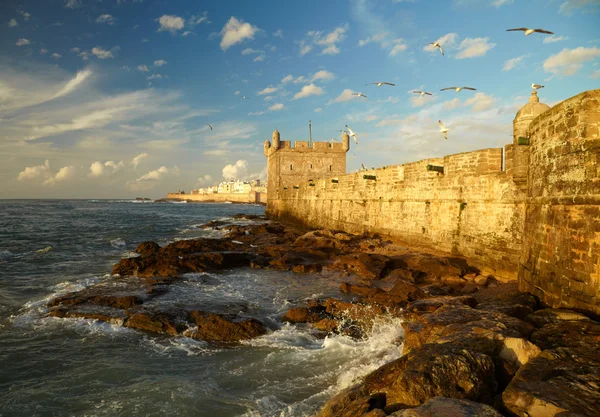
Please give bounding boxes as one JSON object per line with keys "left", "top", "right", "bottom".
{"left": 512, "top": 90, "right": 551, "bottom": 185}
{"left": 264, "top": 129, "right": 349, "bottom": 203}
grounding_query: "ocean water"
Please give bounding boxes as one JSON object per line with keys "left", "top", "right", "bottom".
{"left": 0, "top": 200, "right": 404, "bottom": 417}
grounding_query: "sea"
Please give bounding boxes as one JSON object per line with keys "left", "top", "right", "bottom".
{"left": 0, "top": 200, "right": 404, "bottom": 417}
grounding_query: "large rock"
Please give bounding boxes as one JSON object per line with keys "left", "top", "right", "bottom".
{"left": 524, "top": 308, "right": 594, "bottom": 328}
{"left": 125, "top": 309, "right": 187, "bottom": 336}
{"left": 396, "top": 253, "right": 470, "bottom": 280}
{"left": 503, "top": 346, "right": 600, "bottom": 417}
{"left": 184, "top": 311, "right": 267, "bottom": 342}
{"left": 330, "top": 253, "right": 392, "bottom": 280}
{"left": 135, "top": 241, "right": 161, "bottom": 256}
{"left": 281, "top": 306, "right": 325, "bottom": 324}
{"left": 315, "top": 385, "right": 386, "bottom": 417}
{"left": 530, "top": 320, "right": 600, "bottom": 350}
{"left": 389, "top": 397, "right": 503, "bottom": 417}
{"left": 49, "top": 307, "right": 127, "bottom": 326}
{"left": 364, "top": 343, "right": 497, "bottom": 408}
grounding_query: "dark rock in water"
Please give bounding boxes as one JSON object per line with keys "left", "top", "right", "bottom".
{"left": 281, "top": 307, "right": 324, "bottom": 324}
{"left": 383, "top": 268, "right": 426, "bottom": 285}
{"left": 90, "top": 295, "right": 143, "bottom": 309}
{"left": 340, "top": 282, "right": 385, "bottom": 298}
{"left": 530, "top": 320, "right": 600, "bottom": 350}
{"left": 125, "top": 309, "right": 188, "bottom": 336}
{"left": 502, "top": 346, "right": 600, "bottom": 417}
{"left": 49, "top": 307, "right": 127, "bottom": 326}
{"left": 388, "top": 397, "right": 503, "bottom": 417}
{"left": 185, "top": 310, "right": 267, "bottom": 342}
{"left": 395, "top": 253, "right": 468, "bottom": 281}
{"left": 48, "top": 289, "right": 144, "bottom": 310}
{"left": 330, "top": 253, "right": 392, "bottom": 280}
{"left": 135, "top": 241, "right": 161, "bottom": 256}
{"left": 524, "top": 308, "right": 595, "bottom": 328}
{"left": 405, "top": 296, "right": 478, "bottom": 314}
{"left": 365, "top": 343, "right": 497, "bottom": 408}
{"left": 315, "top": 385, "right": 386, "bottom": 417}
{"left": 476, "top": 301, "right": 534, "bottom": 320}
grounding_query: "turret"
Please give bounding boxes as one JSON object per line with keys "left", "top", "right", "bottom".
{"left": 342, "top": 132, "right": 350, "bottom": 152}
{"left": 272, "top": 129, "right": 280, "bottom": 150}
{"left": 263, "top": 139, "right": 271, "bottom": 157}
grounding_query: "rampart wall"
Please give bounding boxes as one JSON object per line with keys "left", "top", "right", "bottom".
{"left": 167, "top": 191, "right": 266, "bottom": 204}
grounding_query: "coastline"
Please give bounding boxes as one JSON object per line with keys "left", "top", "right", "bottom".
{"left": 43, "top": 213, "right": 600, "bottom": 416}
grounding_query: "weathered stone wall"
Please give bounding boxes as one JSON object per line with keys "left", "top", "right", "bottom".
{"left": 267, "top": 147, "right": 526, "bottom": 280}
{"left": 167, "top": 191, "right": 266, "bottom": 204}
{"left": 519, "top": 89, "right": 600, "bottom": 314}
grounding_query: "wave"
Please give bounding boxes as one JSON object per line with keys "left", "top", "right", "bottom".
{"left": 35, "top": 245, "right": 53, "bottom": 254}
{"left": 110, "top": 238, "right": 126, "bottom": 248}
{"left": 0, "top": 250, "right": 13, "bottom": 260}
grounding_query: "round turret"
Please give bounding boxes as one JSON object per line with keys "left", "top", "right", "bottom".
{"left": 263, "top": 139, "right": 271, "bottom": 157}
{"left": 272, "top": 128, "right": 280, "bottom": 149}
{"left": 342, "top": 132, "right": 350, "bottom": 152}
{"left": 513, "top": 91, "right": 551, "bottom": 142}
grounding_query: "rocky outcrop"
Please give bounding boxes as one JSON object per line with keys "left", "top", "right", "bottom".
{"left": 389, "top": 397, "right": 503, "bottom": 417}
{"left": 314, "top": 386, "right": 386, "bottom": 417}
{"left": 184, "top": 311, "right": 267, "bottom": 342}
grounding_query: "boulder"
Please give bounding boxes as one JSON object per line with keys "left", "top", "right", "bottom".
{"left": 125, "top": 309, "right": 187, "bottom": 336}
{"left": 476, "top": 302, "right": 534, "bottom": 320}
{"left": 330, "top": 253, "right": 392, "bottom": 280}
{"left": 502, "top": 346, "right": 600, "bottom": 417}
{"left": 315, "top": 385, "right": 386, "bottom": 417}
{"left": 405, "top": 296, "right": 478, "bottom": 314}
{"left": 48, "top": 307, "right": 127, "bottom": 326}
{"left": 389, "top": 397, "right": 503, "bottom": 417}
{"left": 396, "top": 253, "right": 468, "bottom": 280}
{"left": 530, "top": 320, "right": 600, "bottom": 350}
{"left": 365, "top": 343, "right": 497, "bottom": 408}
{"left": 524, "top": 308, "right": 594, "bottom": 328}
{"left": 340, "top": 282, "right": 385, "bottom": 298}
{"left": 185, "top": 311, "right": 267, "bottom": 342}
{"left": 135, "top": 241, "right": 161, "bottom": 256}
{"left": 281, "top": 307, "right": 324, "bottom": 324}
{"left": 382, "top": 268, "right": 426, "bottom": 285}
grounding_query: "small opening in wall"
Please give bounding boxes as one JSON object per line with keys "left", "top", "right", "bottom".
{"left": 290, "top": 164, "right": 293, "bottom": 171}
{"left": 310, "top": 164, "right": 313, "bottom": 169}
{"left": 329, "top": 165, "right": 332, "bottom": 171}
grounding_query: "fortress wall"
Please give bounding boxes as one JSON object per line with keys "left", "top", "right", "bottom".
{"left": 268, "top": 147, "right": 525, "bottom": 280}
{"left": 519, "top": 89, "right": 600, "bottom": 314}
{"left": 167, "top": 192, "right": 265, "bottom": 204}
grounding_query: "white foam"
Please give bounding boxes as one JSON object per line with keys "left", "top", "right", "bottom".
{"left": 121, "top": 251, "right": 139, "bottom": 259}
{"left": 110, "top": 238, "right": 126, "bottom": 248}
{"left": 0, "top": 250, "right": 13, "bottom": 260}
{"left": 144, "top": 336, "right": 220, "bottom": 357}
{"left": 244, "top": 323, "right": 323, "bottom": 350}
{"left": 35, "top": 245, "right": 53, "bottom": 254}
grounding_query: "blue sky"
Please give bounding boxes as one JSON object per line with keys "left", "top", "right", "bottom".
{"left": 1, "top": 0, "right": 599, "bottom": 198}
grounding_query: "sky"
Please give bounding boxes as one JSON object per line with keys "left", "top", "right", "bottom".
{"left": 1, "top": 0, "right": 599, "bottom": 199}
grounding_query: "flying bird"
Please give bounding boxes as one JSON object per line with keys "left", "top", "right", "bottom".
{"left": 361, "top": 164, "right": 366, "bottom": 170}
{"left": 440, "top": 87, "right": 477, "bottom": 93}
{"left": 427, "top": 42, "right": 444, "bottom": 55}
{"left": 506, "top": 28, "right": 554, "bottom": 36}
{"left": 412, "top": 90, "right": 433, "bottom": 96}
{"left": 438, "top": 120, "right": 449, "bottom": 140}
{"left": 366, "top": 82, "right": 395, "bottom": 87}
{"left": 345, "top": 125, "right": 358, "bottom": 144}
{"left": 241, "top": 96, "right": 249, "bottom": 99}
{"left": 532, "top": 83, "right": 544, "bottom": 90}
{"left": 207, "top": 124, "right": 213, "bottom": 130}
{"left": 353, "top": 92, "right": 368, "bottom": 98}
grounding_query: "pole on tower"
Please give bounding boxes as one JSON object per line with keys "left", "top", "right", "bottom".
{"left": 309, "top": 120, "right": 312, "bottom": 148}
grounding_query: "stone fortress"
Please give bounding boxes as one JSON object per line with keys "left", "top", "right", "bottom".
{"left": 264, "top": 89, "right": 600, "bottom": 315}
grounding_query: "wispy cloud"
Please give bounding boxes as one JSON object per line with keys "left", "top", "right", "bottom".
{"left": 8, "top": 19, "right": 18, "bottom": 28}
{"left": 455, "top": 37, "right": 496, "bottom": 59}
{"left": 503, "top": 55, "right": 526, "bottom": 71}
{"left": 559, "top": 0, "right": 600, "bottom": 15}
{"left": 292, "top": 83, "right": 325, "bottom": 100}
{"left": 16, "top": 38, "right": 31, "bottom": 47}
{"left": 543, "top": 46, "right": 600, "bottom": 76}
{"left": 298, "top": 24, "right": 349, "bottom": 56}
{"left": 258, "top": 86, "right": 277, "bottom": 95}
{"left": 96, "top": 14, "right": 115, "bottom": 25}
{"left": 219, "top": 17, "right": 260, "bottom": 51}
{"left": 92, "top": 46, "right": 118, "bottom": 59}
{"left": 543, "top": 35, "right": 569, "bottom": 44}
{"left": 157, "top": 15, "right": 185, "bottom": 34}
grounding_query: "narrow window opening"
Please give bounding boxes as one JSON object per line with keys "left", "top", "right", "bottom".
{"left": 290, "top": 164, "right": 293, "bottom": 171}
{"left": 329, "top": 165, "right": 332, "bottom": 171}
{"left": 310, "top": 164, "right": 313, "bottom": 169}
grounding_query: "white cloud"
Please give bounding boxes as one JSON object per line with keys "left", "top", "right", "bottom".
{"left": 311, "top": 70, "right": 335, "bottom": 82}
{"left": 411, "top": 94, "right": 436, "bottom": 107}
{"left": 17, "top": 160, "right": 50, "bottom": 181}
{"left": 321, "top": 44, "right": 340, "bottom": 55}
{"left": 17, "top": 9, "right": 31, "bottom": 20}
{"left": 263, "top": 96, "right": 274, "bottom": 101}
{"left": 157, "top": 15, "right": 185, "bottom": 33}
{"left": 443, "top": 98, "right": 461, "bottom": 111}
{"left": 543, "top": 35, "right": 569, "bottom": 44}
{"left": 273, "top": 29, "right": 283, "bottom": 39}
{"left": 268, "top": 103, "right": 284, "bottom": 111}
{"left": 204, "top": 149, "right": 229, "bottom": 156}
{"left": 559, "top": 0, "right": 600, "bottom": 15}
{"left": 503, "top": 55, "right": 526, "bottom": 71}
{"left": 137, "top": 166, "right": 169, "bottom": 181}
{"left": 234, "top": 90, "right": 240, "bottom": 95}
{"left": 16, "top": 38, "right": 30, "bottom": 47}
{"left": 463, "top": 92, "right": 496, "bottom": 112}
{"left": 366, "top": 115, "right": 377, "bottom": 122}
{"left": 219, "top": 17, "right": 259, "bottom": 51}
{"left": 222, "top": 160, "right": 248, "bottom": 180}
{"left": 182, "top": 31, "right": 194, "bottom": 37}
{"left": 328, "top": 89, "right": 356, "bottom": 104}
{"left": 197, "top": 174, "right": 213, "bottom": 185}
{"left": 8, "top": 19, "right": 18, "bottom": 28}
{"left": 242, "top": 48, "right": 263, "bottom": 55}
{"left": 258, "top": 86, "right": 277, "bottom": 95}
{"left": 147, "top": 74, "right": 164, "bottom": 80}
{"left": 281, "top": 74, "right": 306, "bottom": 84}
{"left": 51, "top": 53, "right": 61, "bottom": 60}
{"left": 300, "top": 25, "right": 348, "bottom": 56}
{"left": 128, "top": 166, "right": 178, "bottom": 191}
{"left": 491, "top": 0, "right": 514, "bottom": 6}
{"left": 358, "top": 32, "right": 387, "bottom": 47}
{"left": 543, "top": 46, "right": 600, "bottom": 76}
{"left": 52, "top": 69, "right": 92, "bottom": 99}
{"left": 189, "top": 12, "right": 210, "bottom": 25}
{"left": 40, "top": 48, "right": 48, "bottom": 55}
{"left": 299, "top": 41, "right": 312, "bottom": 56}
{"left": 137, "top": 65, "right": 150, "bottom": 72}
{"left": 389, "top": 39, "right": 408, "bottom": 56}
{"left": 253, "top": 55, "right": 265, "bottom": 62}
{"left": 65, "top": 0, "right": 81, "bottom": 8}
{"left": 314, "top": 107, "right": 323, "bottom": 113}
{"left": 455, "top": 37, "right": 496, "bottom": 59}
{"left": 132, "top": 153, "right": 148, "bottom": 168}
{"left": 423, "top": 33, "right": 458, "bottom": 53}
{"left": 96, "top": 14, "right": 115, "bottom": 25}
{"left": 293, "top": 83, "right": 325, "bottom": 100}
{"left": 248, "top": 111, "right": 265, "bottom": 116}
{"left": 43, "top": 166, "right": 76, "bottom": 186}
{"left": 88, "top": 160, "right": 124, "bottom": 177}
{"left": 92, "top": 47, "right": 115, "bottom": 59}
{"left": 154, "top": 60, "right": 167, "bottom": 67}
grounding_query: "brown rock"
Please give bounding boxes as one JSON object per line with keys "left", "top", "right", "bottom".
{"left": 323, "top": 298, "right": 387, "bottom": 324}
{"left": 397, "top": 253, "right": 467, "bottom": 280}
{"left": 315, "top": 385, "right": 386, "bottom": 417}
{"left": 474, "top": 275, "right": 490, "bottom": 286}
{"left": 135, "top": 241, "right": 161, "bottom": 256}
{"left": 502, "top": 347, "right": 600, "bottom": 417}
{"left": 405, "top": 296, "right": 478, "bottom": 314}
{"left": 281, "top": 307, "right": 324, "bottom": 324}
{"left": 476, "top": 302, "right": 534, "bottom": 320}
{"left": 389, "top": 397, "right": 503, "bottom": 417}
{"left": 382, "top": 268, "right": 426, "bottom": 285}
{"left": 530, "top": 320, "right": 600, "bottom": 350}
{"left": 291, "top": 263, "right": 323, "bottom": 273}
{"left": 442, "top": 276, "right": 467, "bottom": 286}
{"left": 48, "top": 308, "right": 127, "bottom": 325}
{"left": 185, "top": 311, "right": 267, "bottom": 342}
{"left": 330, "top": 253, "right": 391, "bottom": 280}
{"left": 340, "top": 282, "right": 384, "bottom": 298}
{"left": 125, "top": 309, "right": 186, "bottom": 336}
{"left": 312, "top": 318, "right": 339, "bottom": 333}
{"left": 90, "top": 295, "right": 143, "bottom": 309}
{"left": 524, "top": 308, "right": 594, "bottom": 328}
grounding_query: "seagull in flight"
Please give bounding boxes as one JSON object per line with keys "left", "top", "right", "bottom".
{"left": 532, "top": 83, "right": 544, "bottom": 90}
{"left": 353, "top": 92, "right": 367, "bottom": 98}
{"left": 207, "top": 124, "right": 213, "bottom": 130}
{"left": 241, "top": 95, "right": 249, "bottom": 99}
{"left": 412, "top": 90, "right": 433, "bottom": 96}
{"left": 361, "top": 163, "right": 366, "bottom": 170}
{"left": 438, "top": 120, "right": 449, "bottom": 140}
{"left": 366, "top": 82, "right": 395, "bottom": 87}
{"left": 427, "top": 42, "right": 444, "bottom": 55}
{"left": 506, "top": 28, "right": 554, "bottom": 36}
{"left": 440, "top": 86, "right": 477, "bottom": 93}
{"left": 345, "top": 125, "right": 358, "bottom": 144}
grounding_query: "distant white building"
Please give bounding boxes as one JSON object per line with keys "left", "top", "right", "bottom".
{"left": 192, "top": 178, "right": 266, "bottom": 195}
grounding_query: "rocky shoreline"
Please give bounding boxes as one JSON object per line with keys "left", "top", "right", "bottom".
{"left": 46, "top": 215, "right": 600, "bottom": 416}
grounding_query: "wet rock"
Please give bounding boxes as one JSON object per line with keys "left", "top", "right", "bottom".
{"left": 291, "top": 263, "right": 323, "bottom": 273}
{"left": 389, "top": 397, "right": 503, "bottom": 417}
{"left": 135, "top": 241, "right": 161, "bottom": 256}
{"left": 185, "top": 311, "right": 267, "bottom": 342}
{"left": 525, "top": 308, "right": 595, "bottom": 328}
{"left": 125, "top": 309, "right": 187, "bottom": 336}
{"left": 315, "top": 385, "right": 386, "bottom": 417}
{"left": 405, "top": 296, "right": 478, "bottom": 314}
{"left": 441, "top": 276, "right": 467, "bottom": 286}
{"left": 365, "top": 343, "right": 497, "bottom": 408}
{"left": 312, "top": 318, "right": 339, "bottom": 333}
{"left": 323, "top": 298, "right": 387, "bottom": 324}
{"left": 49, "top": 307, "right": 127, "bottom": 326}
{"left": 382, "top": 268, "right": 426, "bottom": 285}
{"left": 502, "top": 346, "right": 600, "bottom": 417}
{"left": 397, "top": 253, "right": 468, "bottom": 280}
{"left": 476, "top": 302, "right": 534, "bottom": 320}
{"left": 474, "top": 275, "right": 490, "bottom": 286}
{"left": 530, "top": 320, "right": 600, "bottom": 350}
{"left": 460, "top": 284, "right": 479, "bottom": 295}
{"left": 90, "top": 295, "right": 143, "bottom": 309}
{"left": 330, "top": 253, "right": 392, "bottom": 280}
{"left": 48, "top": 290, "right": 144, "bottom": 310}
{"left": 292, "top": 230, "right": 350, "bottom": 252}
{"left": 340, "top": 282, "right": 385, "bottom": 298}
{"left": 281, "top": 307, "right": 324, "bottom": 324}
